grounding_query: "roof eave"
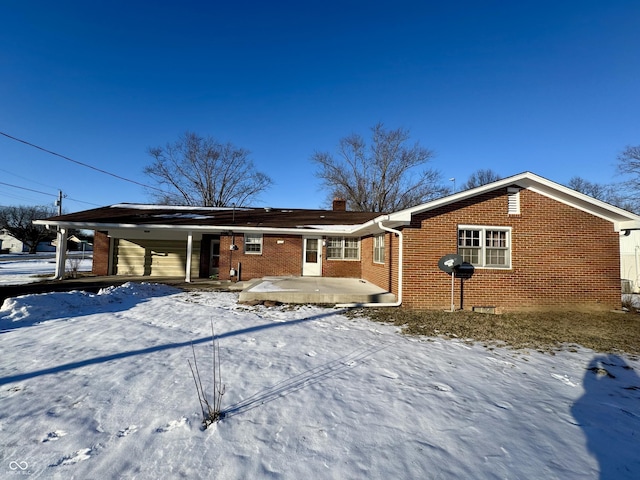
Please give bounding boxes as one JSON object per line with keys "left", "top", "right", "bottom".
{"left": 32, "top": 219, "right": 366, "bottom": 236}
{"left": 386, "top": 171, "right": 640, "bottom": 224}
{"left": 616, "top": 220, "right": 640, "bottom": 232}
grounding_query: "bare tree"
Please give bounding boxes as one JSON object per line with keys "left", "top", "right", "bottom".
{"left": 568, "top": 176, "right": 638, "bottom": 213}
{"left": 144, "top": 132, "right": 273, "bottom": 207}
{"left": 460, "top": 169, "right": 502, "bottom": 190}
{"left": 608, "top": 144, "right": 640, "bottom": 213}
{"left": 618, "top": 145, "right": 640, "bottom": 190}
{"left": 0, "top": 205, "right": 57, "bottom": 254}
{"left": 311, "top": 123, "right": 446, "bottom": 212}
{"left": 567, "top": 176, "right": 609, "bottom": 199}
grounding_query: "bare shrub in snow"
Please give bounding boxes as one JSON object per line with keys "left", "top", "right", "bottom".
{"left": 188, "top": 320, "right": 226, "bottom": 428}
{"left": 66, "top": 257, "right": 82, "bottom": 278}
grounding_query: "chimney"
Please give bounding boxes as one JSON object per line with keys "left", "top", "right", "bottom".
{"left": 332, "top": 198, "right": 346, "bottom": 211}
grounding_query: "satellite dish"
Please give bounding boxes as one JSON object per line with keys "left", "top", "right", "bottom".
{"left": 438, "top": 254, "right": 463, "bottom": 274}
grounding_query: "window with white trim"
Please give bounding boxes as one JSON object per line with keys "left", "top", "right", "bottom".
{"left": 373, "top": 234, "right": 385, "bottom": 264}
{"left": 327, "top": 237, "right": 360, "bottom": 260}
{"left": 458, "top": 226, "right": 511, "bottom": 268}
{"left": 244, "top": 233, "right": 263, "bottom": 254}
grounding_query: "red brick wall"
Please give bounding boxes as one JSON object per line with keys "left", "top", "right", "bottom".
{"left": 322, "top": 237, "right": 363, "bottom": 278}
{"left": 92, "top": 230, "right": 110, "bottom": 275}
{"left": 400, "top": 188, "right": 621, "bottom": 312}
{"left": 217, "top": 233, "right": 365, "bottom": 280}
{"left": 361, "top": 233, "right": 395, "bottom": 292}
{"left": 323, "top": 256, "right": 362, "bottom": 278}
{"left": 218, "top": 234, "right": 304, "bottom": 280}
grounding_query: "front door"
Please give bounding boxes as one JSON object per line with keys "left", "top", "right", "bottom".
{"left": 199, "top": 234, "right": 220, "bottom": 278}
{"left": 302, "top": 236, "right": 322, "bottom": 276}
{"left": 209, "top": 237, "right": 220, "bottom": 277}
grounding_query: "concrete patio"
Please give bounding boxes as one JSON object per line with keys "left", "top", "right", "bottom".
{"left": 1, "top": 275, "right": 396, "bottom": 306}
{"left": 236, "top": 276, "right": 396, "bottom": 305}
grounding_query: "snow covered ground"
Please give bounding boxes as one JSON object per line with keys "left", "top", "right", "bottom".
{"left": 0, "top": 253, "right": 92, "bottom": 285}
{"left": 0, "top": 262, "right": 639, "bottom": 479}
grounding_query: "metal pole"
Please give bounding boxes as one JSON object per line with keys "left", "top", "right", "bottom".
{"left": 450, "top": 271, "right": 455, "bottom": 312}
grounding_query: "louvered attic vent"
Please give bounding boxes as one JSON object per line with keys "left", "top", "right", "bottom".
{"left": 507, "top": 187, "right": 521, "bottom": 214}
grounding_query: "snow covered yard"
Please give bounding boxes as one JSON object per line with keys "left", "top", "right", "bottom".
{"left": 0, "top": 283, "right": 639, "bottom": 479}
{"left": 0, "top": 254, "right": 92, "bottom": 285}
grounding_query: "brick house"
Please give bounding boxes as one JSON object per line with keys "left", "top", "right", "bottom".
{"left": 35, "top": 172, "right": 640, "bottom": 312}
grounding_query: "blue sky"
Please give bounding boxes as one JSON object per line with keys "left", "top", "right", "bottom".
{"left": 1, "top": 0, "right": 638, "bottom": 213}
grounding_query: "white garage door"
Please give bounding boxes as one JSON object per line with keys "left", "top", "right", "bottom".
{"left": 115, "top": 239, "right": 196, "bottom": 276}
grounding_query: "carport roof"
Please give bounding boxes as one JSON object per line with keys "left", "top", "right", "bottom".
{"left": 36, "top": 203, "right": 383, "bottom": 231}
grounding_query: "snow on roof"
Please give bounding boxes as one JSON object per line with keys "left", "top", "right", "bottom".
{"left": 305, "top": 224, "right": 363, "bottom": 232}
{"left": 149, "top": 213, "right": 212, "bottom": 220}
{"left": 110, "top": 203, "right": 244, "bottom": 211}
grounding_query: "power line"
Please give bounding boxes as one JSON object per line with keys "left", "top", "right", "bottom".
{"left": 0, "top": 181, "right": 57, "bottom": 198}
{"left": 0, "top": 130, "right": 164, "bottom": 193}
{"left": 0, "top": 167, "right": 60, "bottom": 192}
{"left": 0, "top": 191, "right": 45, "bottom": 204}
{"left": 65, "top": 197, "right": 102, "bottom": 207}
{"left": 0, "top": 181, "right": 102, "bottom": 209}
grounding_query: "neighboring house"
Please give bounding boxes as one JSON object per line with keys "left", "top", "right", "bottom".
{"left": 0, "top": 229, "right": 56, "bottom": 253}
{"left": 620, "top": 230, "right": 640, "bottom": 293}
{"left": 35, "top": 172, "right": 640, "bottom": 312}
{"left": 0, "top": 229, "right": 23, "bottom": 253}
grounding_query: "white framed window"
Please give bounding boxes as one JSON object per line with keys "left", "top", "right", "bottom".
{"left": 244, "top": 233, "right": 263, "bottom": 254}
{"left": 327, "top": 237, "right": 360, "bottom": 260}
{"left": 458, "top": 226, "right": 511, "bottom": 268}
{"left": 373, "top": 234, "right": 385, "bottom": 264}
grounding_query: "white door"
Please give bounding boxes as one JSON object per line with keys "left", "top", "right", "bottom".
{"left": 302, "top": 237, "right": 322, "bottom": 276}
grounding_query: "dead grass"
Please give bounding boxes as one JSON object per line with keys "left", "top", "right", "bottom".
{"left": 357, "top": 308, "right": 640, "bottom": 357}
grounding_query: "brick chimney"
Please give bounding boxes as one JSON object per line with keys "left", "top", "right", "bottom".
{"left": 332, "top": 198, "right": 346, "bottom": 211}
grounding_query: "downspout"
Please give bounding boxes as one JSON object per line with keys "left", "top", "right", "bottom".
{"left": 337, "top": 216, "right": 403, "bottom": 308}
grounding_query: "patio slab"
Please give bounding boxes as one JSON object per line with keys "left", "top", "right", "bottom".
{"left": 0, "top": 275, "right": 396, "bottom": 307}
{"left": 238, "top": 276, "right": 396, "bottom": 305}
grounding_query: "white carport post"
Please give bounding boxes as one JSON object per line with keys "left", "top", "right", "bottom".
{"left": 54, "top": 227, "right": 68, "bottom": 280}
{"left": 185, "top": 231, "right": 193, "bottom": 283}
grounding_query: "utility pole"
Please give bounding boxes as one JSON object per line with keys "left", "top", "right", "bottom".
{"left": 56, "top": 190, "right": 63, "bottom": 216}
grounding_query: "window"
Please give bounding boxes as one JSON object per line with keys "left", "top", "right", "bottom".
{"left": 244, "top": 233, "right": 262, "bottom": 254}
{"left": 458, "top": 226, "right": 511, "bottom": 268}
{"left": 373, "top": 234, "right": 385, "bottom": 264}
{"left": 327, "top": 237, "right": 360, "bottom": 260}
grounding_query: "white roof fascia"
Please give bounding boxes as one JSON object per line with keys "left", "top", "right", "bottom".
{"left": 617, "top": 220, "right": 640, "bottom": 232}
{"left": 385, "top": 171, "right": 640, "bottom": 226}
{"left": 32, "top": 220, "right": 365, "bottom": 236}
{"left": 36, "top": 172, "right": 640, "bottom": 235}
{"left": 513, "top": 173, "right": 640, "bottom": 225}
{"left": 348, "top": 215, "right": 406, "bottom": 236}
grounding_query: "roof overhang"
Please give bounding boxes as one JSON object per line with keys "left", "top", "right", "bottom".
{"left": 385, "top": 171, "right": 640, "bottom": 230}
{"left": 32, "top": 219, "right": 378, "bottom": 236}
{"left": 33, "top": 172, "right": 640, "bottom": 237}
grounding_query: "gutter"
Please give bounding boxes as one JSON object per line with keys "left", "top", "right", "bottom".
{"left": 337, "top": 216, "right": 403, "bottom": 308}
{"left": 32, "top": 220, "right": 368, "bottom": 237}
